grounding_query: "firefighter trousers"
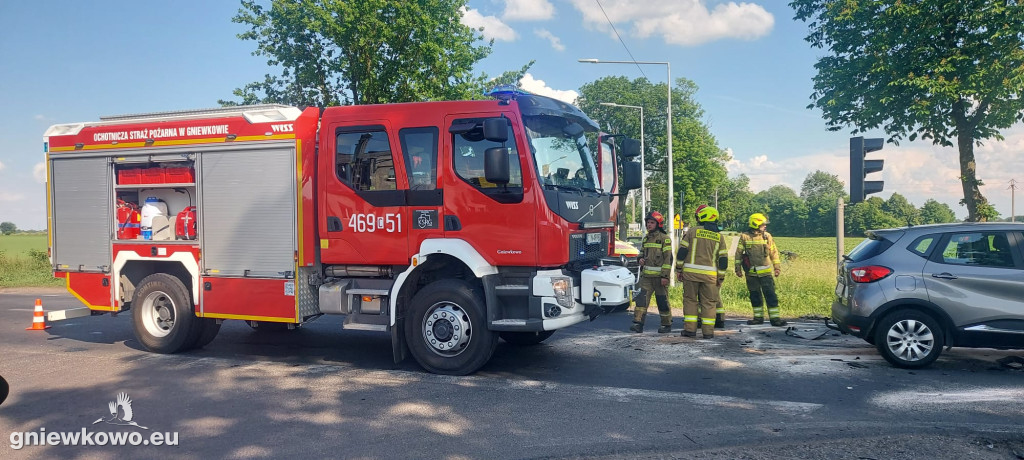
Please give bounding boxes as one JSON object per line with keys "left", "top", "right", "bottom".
{"left": 683, "top": 279, "right": 718, "bottom": 336}
{"left": 634, "top": 276, "right": 671, "bottom": 327}
{"left": 745, "top": 275, "right": 780, "bottom": 320}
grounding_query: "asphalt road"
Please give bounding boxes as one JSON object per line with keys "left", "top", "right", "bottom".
{"left": 1, "top": 289, "right": 1023, "bottom": 459}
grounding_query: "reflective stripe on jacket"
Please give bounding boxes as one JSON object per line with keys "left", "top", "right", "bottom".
{"left": 676, "top": 226, "right": 728, "bottom": 282}
{"left": 736, "top": 230, "right": 781, "bottom": 277}
{"left": 640, "top": 228, "right": 672, "bottom": 278}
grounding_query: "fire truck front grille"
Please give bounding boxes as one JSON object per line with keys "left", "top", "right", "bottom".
{"left": 568, "top": 232, "right": 609, "bottom": 264}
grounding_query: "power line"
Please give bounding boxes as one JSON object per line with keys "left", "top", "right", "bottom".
{"left": 594, "top": 0, "right": 648, "bottom": 80}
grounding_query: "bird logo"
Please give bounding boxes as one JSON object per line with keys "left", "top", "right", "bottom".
{"left": 92, "top": 392, "right": 149, "bottom": 430}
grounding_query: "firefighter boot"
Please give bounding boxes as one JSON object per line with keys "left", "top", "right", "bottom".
{"left": 747, "top": 317, "right": 764, "bottom": 325}
{"left": 770, "top": 318, "right": 788, "bottom": 327}
{"left": 715, "top": 313, "right": 725, "bottom": 329}
{"left": 631, "top": 303, "right": 648, "bottom": 333}
{"left": 680, "top": 330, "right": 696, "bottom": 337}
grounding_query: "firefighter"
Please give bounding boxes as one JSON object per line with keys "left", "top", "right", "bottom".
{"left": 630, "top": 211, "right": 673, "bottom": 333}
{"left": 735, "top": 213, "right": 787, "bottom": 326}
{"left": 693, "top": 205, "right": 728, "bottom": 329}
{"left": 676, "top": 206, "right": 728, "bottom": 338}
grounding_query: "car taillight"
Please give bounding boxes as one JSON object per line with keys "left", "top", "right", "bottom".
{"left": 849, "top": 265, "right": 892, "bottom": 283}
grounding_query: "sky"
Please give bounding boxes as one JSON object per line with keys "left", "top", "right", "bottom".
{"left": 1, "top": 0, "right": 1022, "bottom": 230}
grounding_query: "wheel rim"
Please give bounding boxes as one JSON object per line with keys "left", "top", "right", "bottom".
{"left": 421, "top": 302, "right": 472, "bottom": 357}
{"left": 885, "top": 318, "right": 935, "bottom": 362}
{"left": 140, "top": 290, "right": 176, "bottom": 338}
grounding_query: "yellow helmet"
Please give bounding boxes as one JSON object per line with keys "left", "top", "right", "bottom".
{"left": 696, "top": 206, "right": 720, "bottom": 223}
{"left": 749, "top": 213, "right": 768, "bottom": 229}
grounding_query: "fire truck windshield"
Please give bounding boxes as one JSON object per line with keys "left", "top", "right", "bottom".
{"left": 524, "top": 114, "right": 601, "bottom": 192}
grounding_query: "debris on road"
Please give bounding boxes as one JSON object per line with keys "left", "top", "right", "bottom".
{"left": 996, "top": 356, "right": 1024, "bottom": 370}
{"left": 785, "top": 326, "right": 830, "bottom": 340}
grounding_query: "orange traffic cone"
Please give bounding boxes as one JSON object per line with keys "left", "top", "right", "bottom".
{"left": 26, "top": 298, "right": 50, "bottom": 331}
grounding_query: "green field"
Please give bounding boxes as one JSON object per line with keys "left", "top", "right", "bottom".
{"left": 665, "top": 236, "right": 863, "bottom": 320}
{"left": 0, "top": 234, "right": 62, "bottom": 288}
{"left": 3, "top": 232, "right": 864, "bottom": 319}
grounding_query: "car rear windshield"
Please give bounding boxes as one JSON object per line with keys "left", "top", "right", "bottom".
{"left": 847, "top": 233, "right": 897, "bottom": 262}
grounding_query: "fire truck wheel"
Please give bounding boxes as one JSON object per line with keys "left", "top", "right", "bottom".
{"left": 193, "top": 318, "right": 221, "bottom": 349}
{"left": 131, "top": 273, "right": 202, "bottom": 353}
{"left": 499, "top": 331, "right": 555, "bottom": 346}
{"left": 405, "top": 279, "right": 498, "bottom": 375}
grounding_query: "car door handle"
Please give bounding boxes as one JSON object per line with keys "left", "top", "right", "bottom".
{"left": 931, "top": 272, "right": 958, "bottom": 280}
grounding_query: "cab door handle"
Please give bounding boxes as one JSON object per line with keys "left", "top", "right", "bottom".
{"left": 931, "top": 272, "right": 958, "bottom": 280}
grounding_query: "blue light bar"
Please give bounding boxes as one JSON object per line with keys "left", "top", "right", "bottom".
{"left": 485, "top": 85, "right": 530, "bottom": 103}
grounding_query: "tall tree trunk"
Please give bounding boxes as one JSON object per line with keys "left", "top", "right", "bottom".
{"left": 956, "top": 130, "right": 989, "bottom": 222}
{"left": 952, "top": 100, "right": 990, "bottom": 222}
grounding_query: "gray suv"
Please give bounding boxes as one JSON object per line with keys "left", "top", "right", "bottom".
{"left": 832, "top": 222, "right": 1024, "bottom": 368}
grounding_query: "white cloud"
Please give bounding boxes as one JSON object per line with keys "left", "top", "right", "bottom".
{"left": 518, "top": 73, "right": 579, "bottom": 104}
{"left": 503, "top": 0, "right": 555, "bottom": 21}
{"left": 0, "top": 160, "right": 5, "bottom": 171}
{"left": 461, "top": 7, "right": 518, "bottom": 42}
{"left": 533, "top": 29, "right": 565, "bottom": 51}
{"left": 568, "top": 0, "right": 773, "bottom": 46}
{"left": 33, "top": 163, "right": 47, "bottom": 183}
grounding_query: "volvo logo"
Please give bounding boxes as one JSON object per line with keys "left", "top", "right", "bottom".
{"left": 565, "top": 201, "right": 579, "bottom": 210}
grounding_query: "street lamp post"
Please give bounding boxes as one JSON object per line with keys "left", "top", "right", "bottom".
{"left": 598, "top": 102, "right": 645, "bottom": 220}
{"left": 581, "top": 58, "right": 675, "bottom": 284}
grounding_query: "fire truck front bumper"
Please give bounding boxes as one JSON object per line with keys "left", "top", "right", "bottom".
{"left": 536, "top": 266, "right": 634, "bottom": 329}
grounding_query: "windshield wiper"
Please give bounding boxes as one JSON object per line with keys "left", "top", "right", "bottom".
{"left": 543, "top": 183, "right": 586, "bottom": 193}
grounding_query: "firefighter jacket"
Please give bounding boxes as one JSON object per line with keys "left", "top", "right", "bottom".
{"left": 639, "top": 228, "right": 672, "bottom": 279}
{"left": 736, "top": 229, "right": 781, "bottom": 277}
{"left": 676, "top": 225, "right": 728, "bottom": 283}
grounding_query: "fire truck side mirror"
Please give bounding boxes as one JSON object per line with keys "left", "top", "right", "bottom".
{"left": 621, "top": 138, "right": 641, "bottom": 159}
{"left": 621, "top": 161, "right": 641, "bottom": 191}
{"left": 482, "top": 118, "right": 508, "bottom": 142}
{"left": 484, "top": 147, "right": 510, "bottom": 185}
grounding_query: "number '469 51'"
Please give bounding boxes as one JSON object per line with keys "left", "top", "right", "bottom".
{"left": 348, "top": 213, "right": 402, "bottom": 233}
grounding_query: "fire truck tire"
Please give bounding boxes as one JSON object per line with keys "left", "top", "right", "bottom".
{"left": 192, "top": 318, "right": 221, "bottom": 349}
{"left": 405, "top": 279, "right": 497, "bottom": 375}
{"left": 131, "top": 273, "right": 202, "bottom": 353}
{"left": 499, "top": 330, "right": 555, "bottom": 346}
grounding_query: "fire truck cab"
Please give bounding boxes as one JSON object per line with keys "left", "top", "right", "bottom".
{"left": 43, "top": 89, "right": 641, "bottom": 375}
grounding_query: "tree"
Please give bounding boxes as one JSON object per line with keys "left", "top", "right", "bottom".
{"left": 752, "top": 185, "right": 808, "bottom": 237}
{"left": 227, "top": 0, "right": 493, "bottom": 107}
{"left": 0, "top": 221, "right": 15, "bottom": 235}
{"left": 883, "top": 193, "right": 921, "bottom": 226}
{"left": 790, "top": 0, "right": 1024, "bottom": 222}
{"left": 576, "top": 76, "right": 728, "bottom": 221}
{"left": 846, "top": 197, "right": 901, "bottom": 236}
{"left": 800, "top": 170, "right": 845, "bottom": 236}
{"left": 716, "top": 174, "right": 756, "bottom": 231}
{"left": 919, "top": 199, "right": 958, "bottom": 224}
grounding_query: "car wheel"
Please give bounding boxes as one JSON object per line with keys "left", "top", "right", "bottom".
{"left": 131, "top": 273, "right": 202, "bottom": 353}
{"left": 499, "top": 330, "right": 555, "bottom": 346}
{"left": 404, "top": 279, "right": 497, "bottom": 375}
{"left": 874, "top": 309, "right": 944, "bottom": 369}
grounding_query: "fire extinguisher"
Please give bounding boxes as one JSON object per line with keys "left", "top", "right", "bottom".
{"left": 176, "top": 206, "right": 197, "bottom": 240}
{"left": 116, "top": 199, "right": 140, "bottom": 239}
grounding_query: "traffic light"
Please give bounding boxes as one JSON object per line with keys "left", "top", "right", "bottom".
{"left": 850, "top": 136, "right": 885, "bottom": 204}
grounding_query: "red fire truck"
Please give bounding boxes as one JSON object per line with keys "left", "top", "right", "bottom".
{"left": 43, "top": 89, "right": 641, "bottom": 375}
